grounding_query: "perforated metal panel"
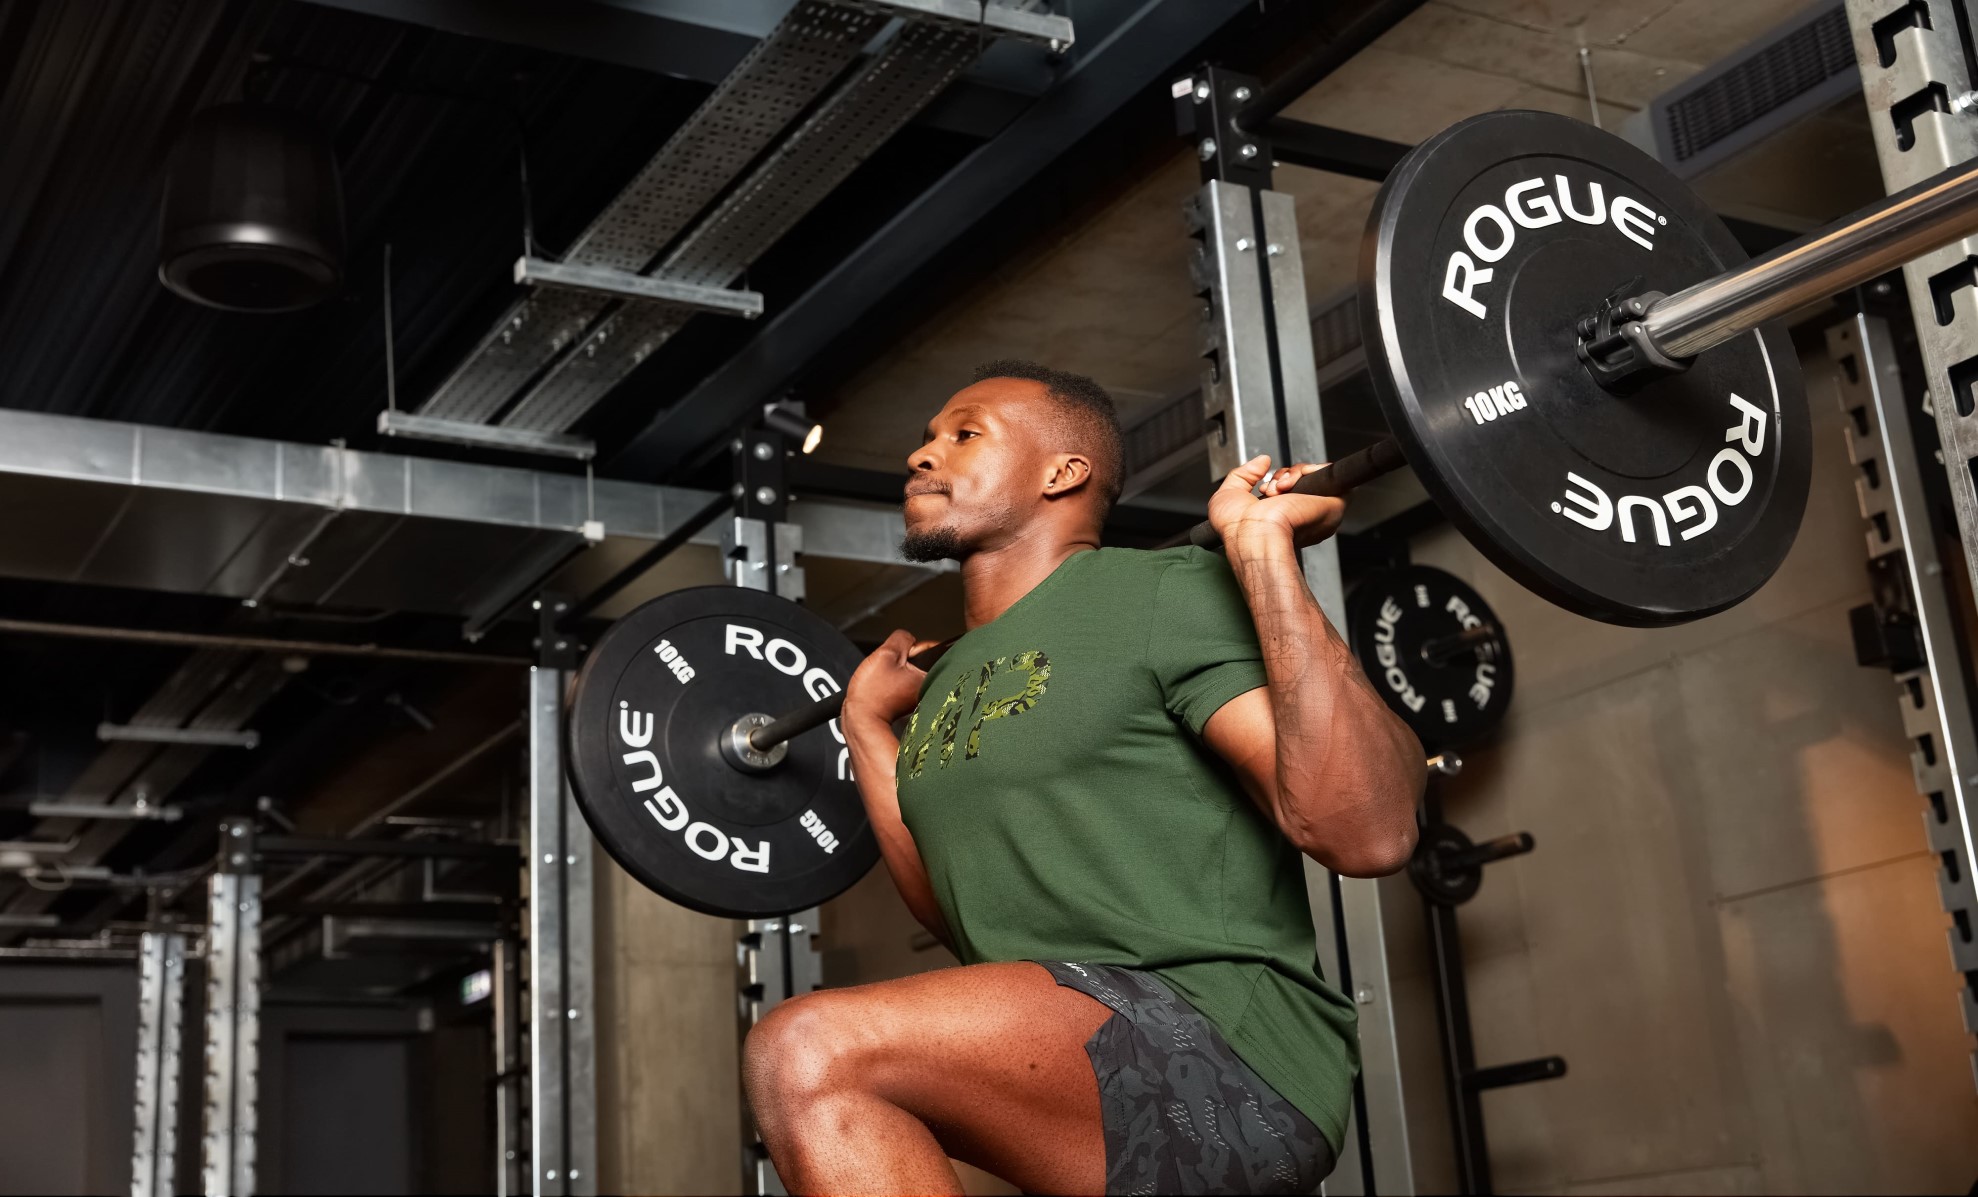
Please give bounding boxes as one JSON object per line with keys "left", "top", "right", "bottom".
{"left": 559, "top": 2, "right": 886, "bottom": 272}
{"left": 416, "top": 1, "right": 889, "bottom": 425}
{"left": 416, "top": 289, "right": 605, "bottom": 423}
{"left": 500, "top": 18, "right": 985, "bottom": 433}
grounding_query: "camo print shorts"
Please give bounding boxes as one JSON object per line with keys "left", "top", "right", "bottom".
{"left": 1037, "top": 961, "right": 1335, "bottom": 1196}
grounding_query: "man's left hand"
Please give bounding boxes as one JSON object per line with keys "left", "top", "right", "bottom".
{"left": 1207, "top": 455, "right": 1347, "bottom": 549}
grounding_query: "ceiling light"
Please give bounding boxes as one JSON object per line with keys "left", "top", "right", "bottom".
{"left": 762, "top": 402, "right": 822, "bottom": 454}
{"left": 158, "top": 103, "right": 345, "bottom": 312}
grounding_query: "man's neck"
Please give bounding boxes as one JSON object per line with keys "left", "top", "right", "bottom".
{"left": 958, "top": 528, "right": 1099, "bottom": 629}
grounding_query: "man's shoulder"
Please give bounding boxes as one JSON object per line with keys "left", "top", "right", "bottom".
{"left": 1089, "top": 545, "right": 1239, "bottom": 593}
{"left": 1091, "top": 544, "right": 1222, "bottom": 574}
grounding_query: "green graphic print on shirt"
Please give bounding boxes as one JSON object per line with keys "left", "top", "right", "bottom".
{"left": 899, "top": 650, "right": 1051, "bottom": 778}
{"left": 894, "top": 546, "right": 1360, "bottom": 1155}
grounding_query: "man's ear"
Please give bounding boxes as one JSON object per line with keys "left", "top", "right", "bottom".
{"left": 1043, "top": 453, "right": 1094, "bottom": 497}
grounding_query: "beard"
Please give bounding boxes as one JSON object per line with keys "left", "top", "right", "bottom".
{"left": 900, "top": 524, "right": 968, "bottom": 563}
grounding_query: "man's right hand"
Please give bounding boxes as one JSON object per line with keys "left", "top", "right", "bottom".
{"left": 843, "top": 629, "right": 939, "bottom": 728}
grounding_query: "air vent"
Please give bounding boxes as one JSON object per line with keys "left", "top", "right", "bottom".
{"left": 1311, "top": 291, "right": 1363, "bottom": 370}
{"left": 1641, "top": 0, "right": 1858, "bottom": 177}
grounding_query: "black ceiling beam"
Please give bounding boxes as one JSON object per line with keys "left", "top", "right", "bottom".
{"left": 605, "top": 0, "right": 1270, "bottom": 482}
{"left": 1233, "top": 0, "right": 1430, "bottom": 129}
{"left": 291, "top": 0, "right": 1045, "bottom": 139}
{"left": 292, "top": 0, "right": 763, "bottom": 82}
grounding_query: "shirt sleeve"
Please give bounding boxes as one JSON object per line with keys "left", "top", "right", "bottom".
{"left": 1148, "top": 549, "right": 1268, "bottom": 734}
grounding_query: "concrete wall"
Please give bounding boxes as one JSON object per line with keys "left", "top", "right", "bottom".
{"left": 594, "top": 864, "right": 745, "bottom": 1195}
{"left": 1387, "top": 338, "right": 1978, "bottom": 1192}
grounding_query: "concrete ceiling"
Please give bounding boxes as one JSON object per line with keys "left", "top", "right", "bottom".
{"left": 811, "top": 0, "right": 1878, "bottom": 493}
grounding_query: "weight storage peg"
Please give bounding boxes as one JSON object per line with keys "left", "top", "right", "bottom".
{"left": 1409, "top": 823, "right": 1536, "bottom": 908}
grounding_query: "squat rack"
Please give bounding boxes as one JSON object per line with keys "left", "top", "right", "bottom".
{"left": 1169, "top": 0, "right": 1978, "bottom": 1189}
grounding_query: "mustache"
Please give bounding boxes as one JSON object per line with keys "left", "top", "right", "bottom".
{"left": 903, "top": 479, "right": 950, "bottom": 499}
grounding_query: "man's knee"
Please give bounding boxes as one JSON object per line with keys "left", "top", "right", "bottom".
{"left": 744, "top": 992, "right": 865, "bottom": 1118}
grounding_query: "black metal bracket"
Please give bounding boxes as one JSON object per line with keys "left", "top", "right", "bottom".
{"left": 1175, "top": 65, "right": 1275, "bottom": 188}
{"left": 734, "top": 423, "right": 792, "bottom": 524}
{"left": 536, "top": 592, "right": 579, "bottom": 669}
{"left": 217, "top": 817, "right": 256, "bottom": 874}
{"left": 1850, "top": 554, "right": 1927, "bottom": 672}
{"left": 1175, "top": 62, "right": 1415, "bottom": 187}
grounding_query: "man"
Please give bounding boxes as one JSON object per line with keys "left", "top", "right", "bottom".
{"left": 744, "top": 361, "right": 1424, "bottom": 1195}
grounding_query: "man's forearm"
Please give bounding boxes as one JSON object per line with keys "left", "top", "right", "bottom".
{"left": 1223, "top": 526, "right": 1423, "bottom": 871}
{"left": 844, "top": 713, "right": 955, "bottom": 947}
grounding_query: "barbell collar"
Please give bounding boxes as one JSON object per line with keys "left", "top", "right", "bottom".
{"left": 1637, "top": 157, "right": 1978, "bottom": 361}
{"left": 722, "top": 713, "right": 788, "bottom": 773}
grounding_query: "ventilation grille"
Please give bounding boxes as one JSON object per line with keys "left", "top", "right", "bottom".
{"left": 1310, "top": 291, "right": 1363, "bottom": 369}
{"left": 1124, "top": 391, "right": 1202, "bottom": 477}
{"left": 1659, "top": 2, "right": 1855, "bottom": 167}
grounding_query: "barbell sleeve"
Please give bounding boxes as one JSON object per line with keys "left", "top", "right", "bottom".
{"left": 747, "top": 638, "right": 959, "bottom": 752}
{"left": 1641, "top": 157, "right": 1978, "bottom": 360}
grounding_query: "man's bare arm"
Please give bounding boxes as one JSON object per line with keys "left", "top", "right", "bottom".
{"left": 842, "top": 631, "right": 956, "bottom": 950}
{"left": 1202, "top": 459, "right": 1424, "bottom": 876}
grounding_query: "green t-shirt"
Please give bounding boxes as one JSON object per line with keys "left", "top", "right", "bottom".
{"left": 895, "top": 545, "right": 1358, "bottom": 1150}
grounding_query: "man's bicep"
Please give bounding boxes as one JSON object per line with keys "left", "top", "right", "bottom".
{"left": 1200, "top": 686, "right": 1277, "bottom": 809}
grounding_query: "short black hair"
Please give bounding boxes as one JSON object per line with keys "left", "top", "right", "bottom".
{"left": 972, "top": 359, "right": 1125, "bottom": 514}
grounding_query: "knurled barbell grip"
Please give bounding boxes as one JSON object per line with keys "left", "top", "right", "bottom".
{"left": 747, "top": 638, "right": 959, "bottom": 753}
{"left": 1168, "top": 437, "right": 1409, "bottom": 552}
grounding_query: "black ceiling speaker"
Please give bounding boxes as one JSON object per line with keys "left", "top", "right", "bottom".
{"left": 158, "top": 103, "right": 345, "bottom": 312}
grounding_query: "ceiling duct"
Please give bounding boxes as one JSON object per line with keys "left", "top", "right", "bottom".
{"left": 0, "top": 408, "right": 926, "bottom": 622}
{"left": 157, "top": 103, "right": 346, "bottom": 313}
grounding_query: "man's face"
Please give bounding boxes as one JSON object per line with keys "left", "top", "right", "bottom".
{"left": 900, "top": 379, "right": 1054, "bottom": 562}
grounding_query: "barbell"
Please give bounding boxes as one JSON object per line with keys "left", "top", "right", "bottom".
{"left": 1175, "top": 110, "right": 1978, "bottom": 627}
{"left": 565, "top": 110, "right": 1978, "bottom": 918}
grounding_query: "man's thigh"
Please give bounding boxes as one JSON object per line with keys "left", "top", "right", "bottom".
{"left": 749, "top": 960, "right": 1114, "bottom": 1193}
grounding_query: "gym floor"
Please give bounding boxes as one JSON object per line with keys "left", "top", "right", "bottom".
{"left": 1, "top": 0, "right": 1976, "bottom": 1194}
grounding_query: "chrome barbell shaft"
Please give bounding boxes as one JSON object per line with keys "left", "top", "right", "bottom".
{"left": 1642, "top": 157, "right": 1978, "bottom": 360}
